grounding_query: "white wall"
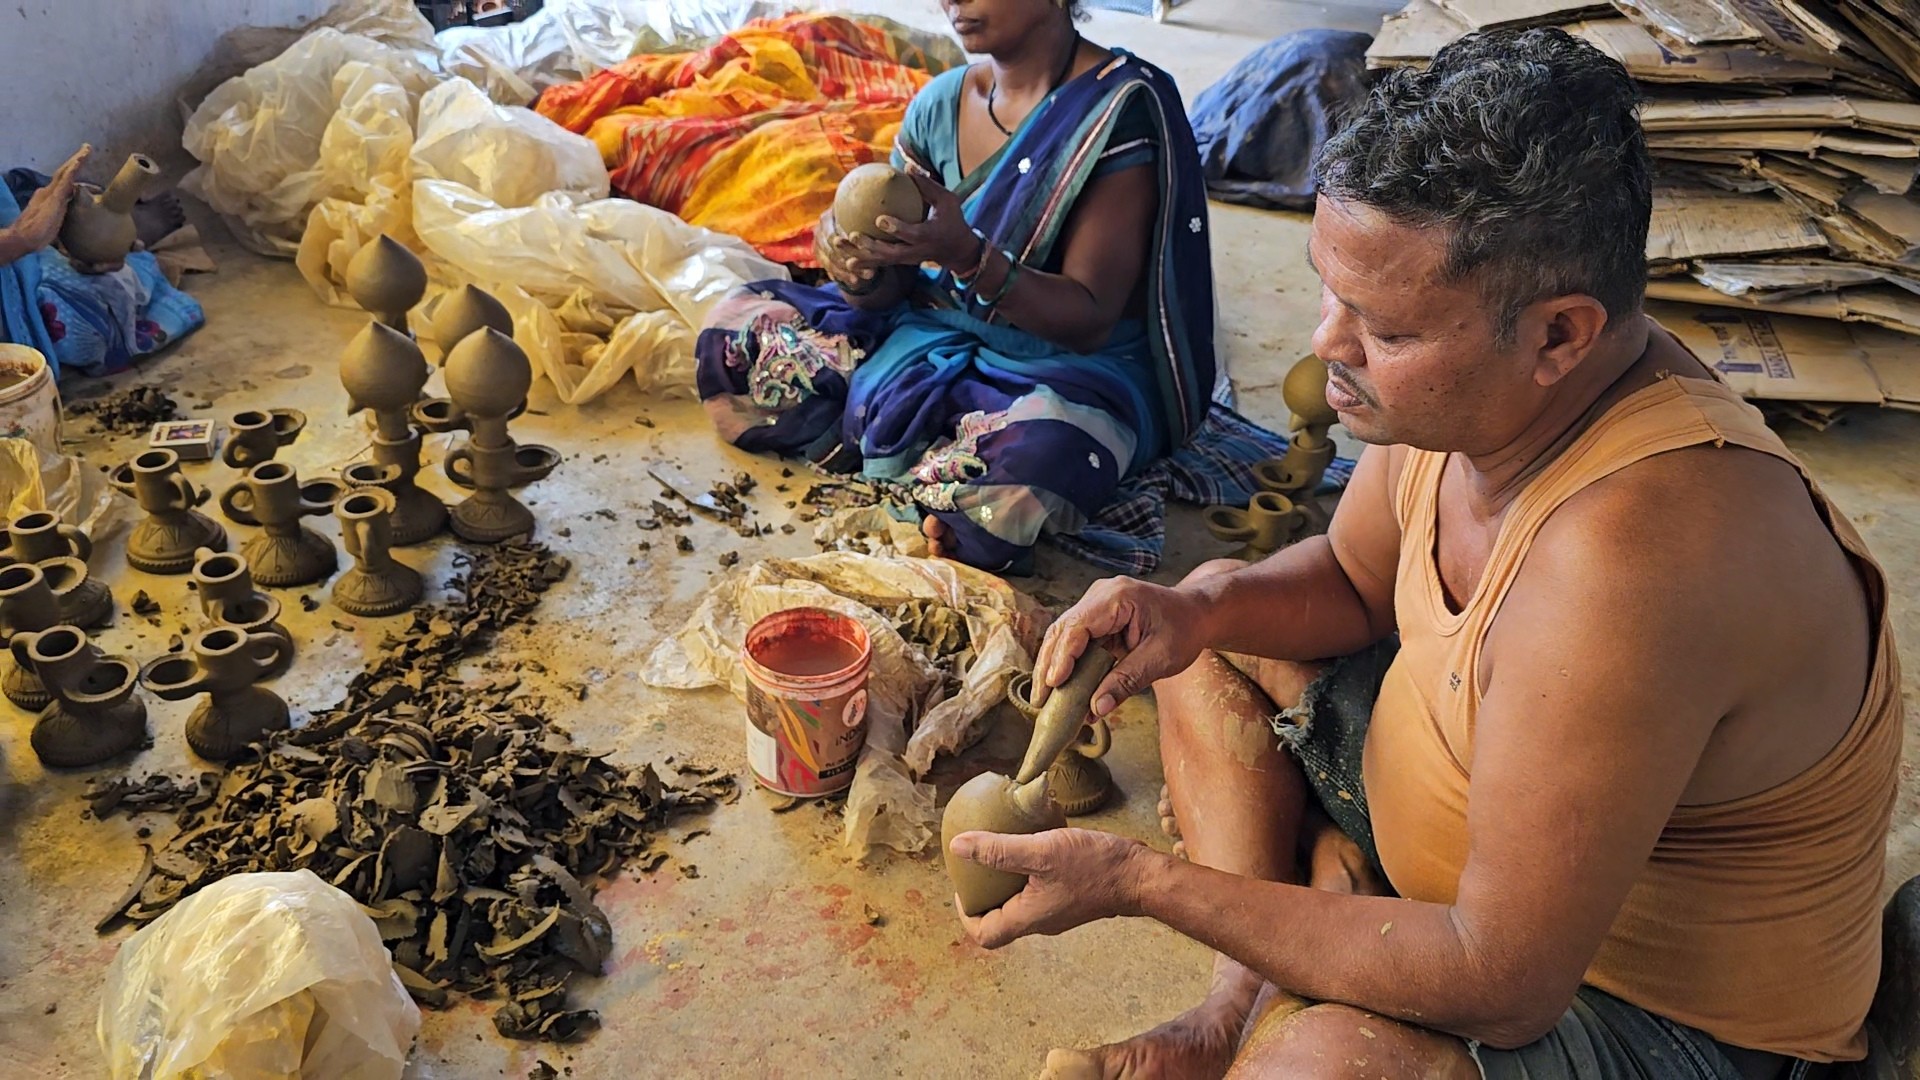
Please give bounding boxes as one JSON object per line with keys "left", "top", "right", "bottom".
{"left": 0, "top": 0, "right": 338, "bottom": 181}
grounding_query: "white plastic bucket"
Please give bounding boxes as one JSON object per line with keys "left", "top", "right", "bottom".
{"left": 0, "top": 345, "right": 61, "bottom": 457}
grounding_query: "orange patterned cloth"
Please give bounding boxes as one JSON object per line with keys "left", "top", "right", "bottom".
{"left": 536, "top": 13, "right": 954, "bottom": 267}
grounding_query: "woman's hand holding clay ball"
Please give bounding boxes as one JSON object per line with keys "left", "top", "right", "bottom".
{"left": 845, "top": 172, "right": 979, "bottom": 275}
{"left": 813, "top": 210, "right": 873, "bottom": 292}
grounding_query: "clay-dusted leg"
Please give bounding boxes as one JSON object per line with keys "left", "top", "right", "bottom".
{"left": 1042, "top": 560, "right": 1325, "bottom": 1080}
{"left": 1227, "top": 1004, "right": 1478, "bottom": 1079}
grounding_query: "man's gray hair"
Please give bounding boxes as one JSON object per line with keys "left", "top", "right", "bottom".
{"left": 1312, "top": 28, "right": 1652, "bottom": 343}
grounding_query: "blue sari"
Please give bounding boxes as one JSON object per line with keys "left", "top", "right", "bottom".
{"left": 1, "top": 172, "right": 205, "bottom": 380}
{"left": 695, "top": 50, "right": 1215, "bottom": 572}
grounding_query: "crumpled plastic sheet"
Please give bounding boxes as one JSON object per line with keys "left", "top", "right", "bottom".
{"left": 0, "top": 436, "right": 135, "bottom": 543}
{"left": 285, "top": 70, "right": 786, "bottom": 401}
{"left": 183, "top": 25, "right": 440, "bottom": 257}
{"left": 97, "top": 870, "right": 420, "bottom": 1080}
{"left": 641, "top": 552, "right": 1050, "bottom": 858}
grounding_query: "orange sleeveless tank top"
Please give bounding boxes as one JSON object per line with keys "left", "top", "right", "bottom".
{"left": 1363, "top": 373, "right": 1901, "bottom": 1062}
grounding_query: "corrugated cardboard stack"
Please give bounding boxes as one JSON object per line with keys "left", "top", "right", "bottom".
{"left": 1366, "top": 0, "right": 1920, "bottom": 415}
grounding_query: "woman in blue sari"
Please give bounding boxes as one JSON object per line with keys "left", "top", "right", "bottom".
{"left": 1, "top": 145, "right": 205, "bottom": 379}
{"left": 696, "top": 0, "right": 1215, "bottom": 573}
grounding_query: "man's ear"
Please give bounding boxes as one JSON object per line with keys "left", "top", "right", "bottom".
{"left": 1526, "top": 295, "right": 1611, "bottom": 388}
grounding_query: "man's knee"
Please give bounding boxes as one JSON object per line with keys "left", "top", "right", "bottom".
{"left": 1228, "top": 1004, "right": 1476, "bottom": 1080}
{"left": 1180, "top": 557, "right": 1244, "bottom": 587}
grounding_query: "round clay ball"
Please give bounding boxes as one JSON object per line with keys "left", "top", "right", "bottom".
{"left": 833, "top": 164, "right": 928, "bottom": 240}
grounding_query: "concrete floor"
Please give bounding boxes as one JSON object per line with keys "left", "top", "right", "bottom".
{"left": 5, "top": 1, "right": 1920, "bottom": 1077}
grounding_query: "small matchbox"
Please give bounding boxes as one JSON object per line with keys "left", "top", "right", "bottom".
{"left": 149, "top": 419, "right": 217, "bottom": 461}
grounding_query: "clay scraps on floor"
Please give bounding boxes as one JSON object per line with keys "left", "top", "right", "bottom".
{"left": 86, "top": 541, "right": 737, "bottom": 1042}
{"left": 66, "top": 385, "right": 179, "bottom": 434}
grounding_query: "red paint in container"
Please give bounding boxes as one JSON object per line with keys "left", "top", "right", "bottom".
{"left": 742, "top": 608, "right": 873, "bottom": 797}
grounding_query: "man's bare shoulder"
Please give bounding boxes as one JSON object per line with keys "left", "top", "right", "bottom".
{"left": 1506, "top": 437, "right": 1863, "bottom": 698}
{"left": 1540, "top": 438, "right": 1837, "bottom": 591}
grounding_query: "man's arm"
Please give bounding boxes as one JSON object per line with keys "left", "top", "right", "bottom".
{"left": 979, "top": 466, "right": 1740, "bottom": 1046}
{"left": 1033, "top": 443, "right": 1404, "bottom": 713}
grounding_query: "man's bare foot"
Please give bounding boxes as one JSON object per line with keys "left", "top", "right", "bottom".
{"left": 1157, "top": 784, "right": 1186, "bottom": 860}
{"left": 1042, "top": 961, "right": 1261, "bottom": 1080}
{"left": 922, "top": 513, "right": 953, "bottom": 560}
{"left": 1040, "top": 999, "right": 1246, "bottom": 1080}
{"left": 133, "top": 190, "right": 186, "bottom": 248}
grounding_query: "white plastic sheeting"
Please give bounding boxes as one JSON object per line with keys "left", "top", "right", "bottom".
{"left": 97, "top": 870, "right": 420, "bottom": 1080}
{"left": 183, "top": 0, "right": 797, "bottom": 401}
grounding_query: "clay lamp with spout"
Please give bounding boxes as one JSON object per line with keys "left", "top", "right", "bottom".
{"left": 942, "top": 647, "right": 1118, "bottom": 916}
{"left": 415, "top": 328, "right": 560, "bottom": 543}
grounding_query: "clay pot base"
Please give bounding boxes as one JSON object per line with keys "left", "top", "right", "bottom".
{"left": 450, "top": 492, "right": 536, "bottom": 544}
{"left": 31, "top": 697, "right": 147, "bottom": 768}
{"left": 185, "top": 688, "right": 290, "bottom": 762}
{"left": 241, "top": 529, "right": 338, "bottom": 588}
{"left": 4, "top": 663, "right": 49, "bottom": 711}
{"left": 128, "top": 515, "right": 228, "bottom": 575}
{"left": 1049, "top": 755, "right": 1114, "bottom": 816}
{"left": 333, "top": 565, "right": 423, "bottom": 617}
{"left": 387, "top": 486, "right": 450, "bottom": 546}
{"left": 57, "top": 577, "right": 114, "bottom": 630}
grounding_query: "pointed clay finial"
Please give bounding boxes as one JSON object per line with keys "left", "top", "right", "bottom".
{"left": 443, "top": 328, "right": 532, "bottom": 419}
{"left": 345, "top": 235, "right": 427, "bottom": 324}
{"left": 432, "top": 285, "right": 513, "bottom": 360}
{"left": 1284, "top": 355, "right": 1337, "bottom": 432}
{"left": 339, "top": 320, "right": 429, "bottom": 415}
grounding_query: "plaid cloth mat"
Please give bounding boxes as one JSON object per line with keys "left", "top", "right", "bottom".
{"left": 1053, "top": 404, "right": 1355, "bottom": 575}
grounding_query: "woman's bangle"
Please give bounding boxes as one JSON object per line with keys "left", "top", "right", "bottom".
{"left": 953, "top": 228, "right": 992, "bottom": 283}
{"left": 978, "top": 250, "right": 1022, "bottom": 308}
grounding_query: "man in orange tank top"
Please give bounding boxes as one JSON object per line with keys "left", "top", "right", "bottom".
{"left": 943, "top": 27, "right": 1903, "bottom": 1080}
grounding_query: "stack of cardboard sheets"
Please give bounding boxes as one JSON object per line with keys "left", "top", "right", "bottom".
{"left": 1367, "top": 0, "right": 1920, "bottom": 413}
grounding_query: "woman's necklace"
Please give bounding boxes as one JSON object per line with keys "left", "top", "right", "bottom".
{"left": 987, "top": 31, "right": 1081, "bottom": 138}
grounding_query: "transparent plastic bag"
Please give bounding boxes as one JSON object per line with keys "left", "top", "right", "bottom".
{"left": 0, "top": 437, "right": 135, "bottom": 543}
{"left": 182, "top": 27, "right": 438, "bottom": 256}
{"left": 97, "top": 870, "right": 420, "bottom": 1080}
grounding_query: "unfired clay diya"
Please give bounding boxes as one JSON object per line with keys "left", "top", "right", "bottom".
{"left": 59, "top": 152, "right": 161, "bottom": 267}
{"left": 942, "top": 648, "right": 1117, "bottom": 915}
{"left": 1206, "top": 355, "right": 1337, "bottom": 560}
{"left": 331, "top": 489, "right": 423, "bottom": 617}
{"left": 192, "top": 549, "right": 293, "bottom": 680}
{"left": 110, "top": 448, "right": 227, "bottom": 574}
{"left": 833, "top": 163, "right": 927, "bottom": 240}
{"left": 416, "top": 327, "right": 559, "bottom": 544}
{"left": 1252, "top": 355, "right": 1339, "bottom": 498}
{"left": 0, "top": 511, "right": 112, "bottom": 629}
{"left": 1203, "top": 491, "right": 1308, "bottom": 561}
{"left": 222, "top": 408, "right": 306, "bottom": 469}
{"left": 338, "top": 319, "right": 447, "bottom": 545}
{"left": 0, "top": 561, "right": 73, "bottom": 710}
{"left": 18, "top": 625, "right": 147, "bottom": 768}
{"left": 140, "top": 626, "right": 290, "bottom": 762}
{"left": 345, "top": 234, "right": 428, "bottom": 333}
{"left": 220, "top": 461, "right": 345, "bottom": 588}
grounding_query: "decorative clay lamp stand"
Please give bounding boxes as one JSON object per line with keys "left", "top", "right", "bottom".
{"left": 220, "top": 461, "right": 345, "bottom": 588}
{"left": 140, "top": 626, "right": 289, "bottom": 762}
{"left": 415, "top": 327, "right": 559, "bottom": 543}
{"left": 338, "top": 319, "right": 448, "bottom": 545}
{"left": 17, "top": 625, "right": 147, "bottom": 768}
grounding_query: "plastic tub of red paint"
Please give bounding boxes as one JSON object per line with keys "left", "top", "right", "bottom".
{"left": 742, "top": 607, "right": 873, "bottom": 797}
